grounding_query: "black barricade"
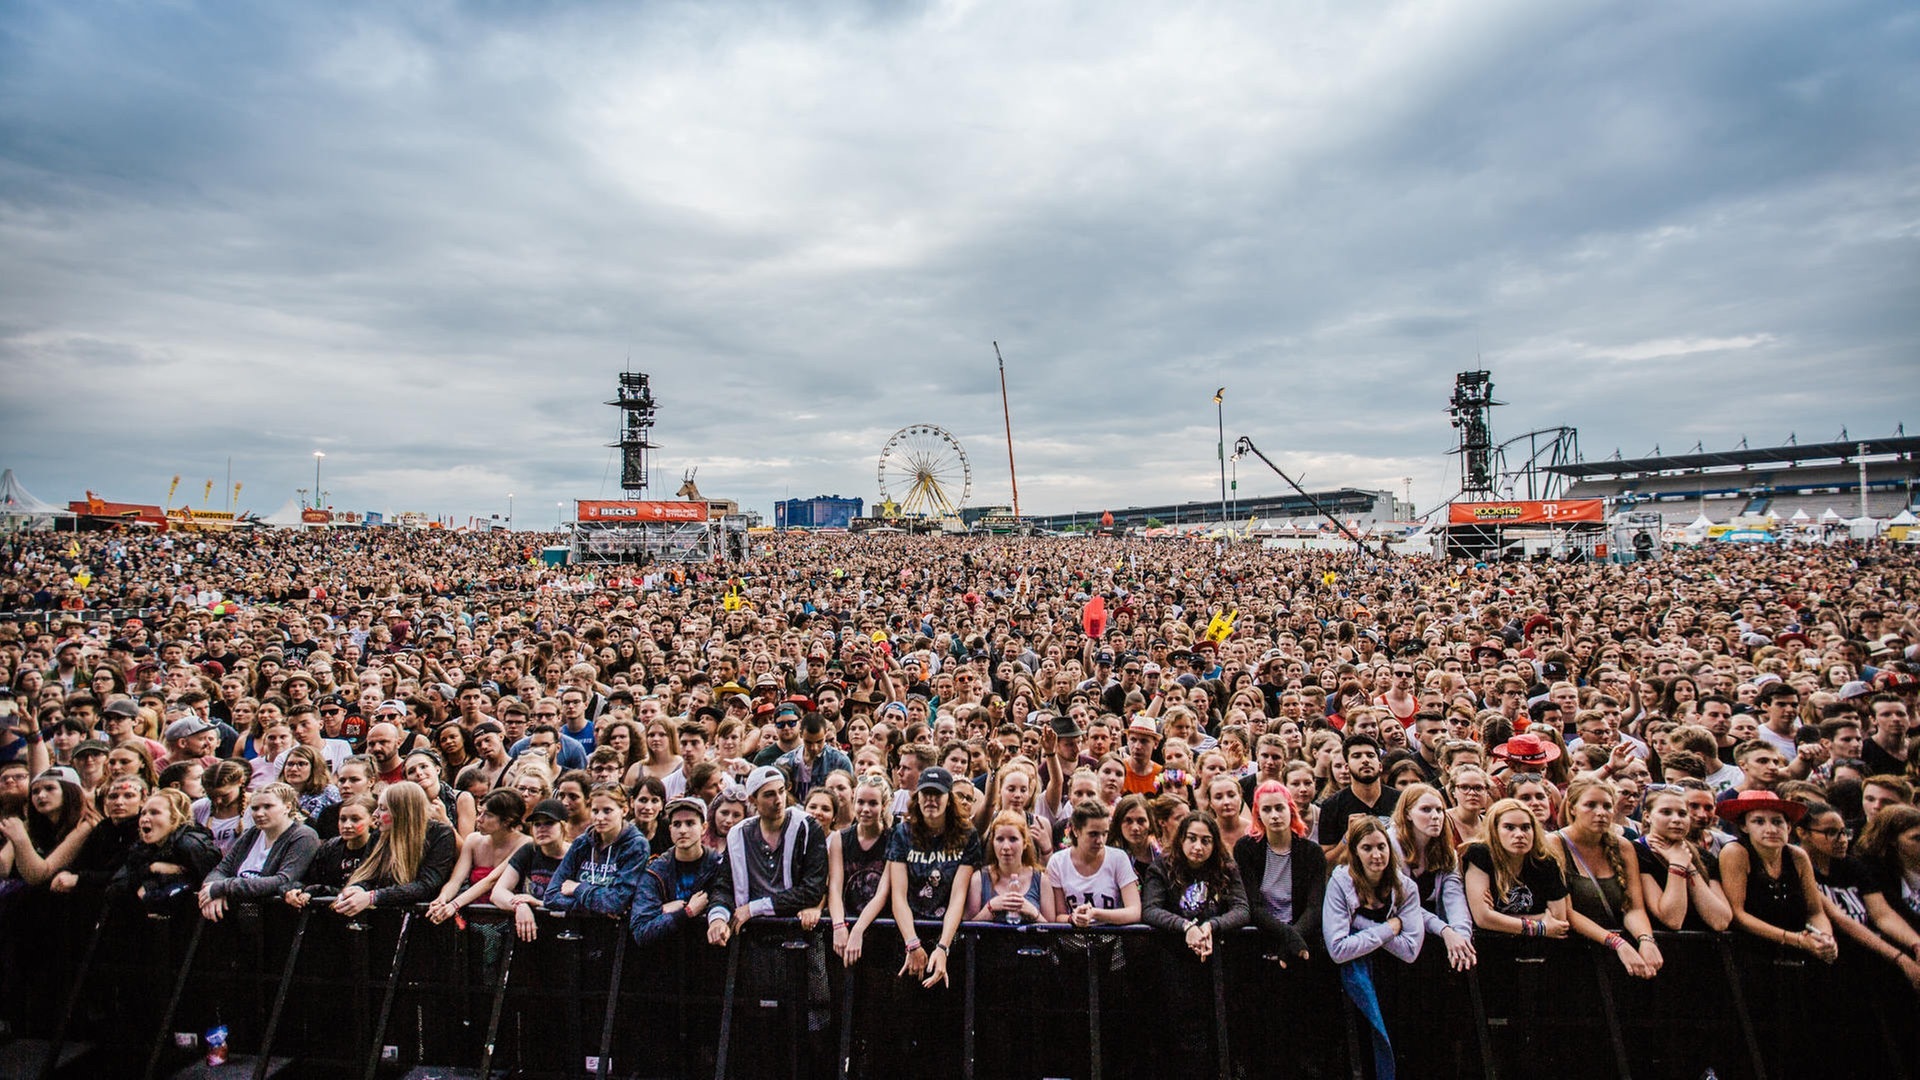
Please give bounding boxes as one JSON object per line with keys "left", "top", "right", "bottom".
{"left": 5, "top": 897, "right": 1918, "bottom": 1080}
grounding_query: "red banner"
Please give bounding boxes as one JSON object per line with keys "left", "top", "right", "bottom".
{"left": 1448, "top": 499, "right": 1604, "bottom": 525}
{"left": 574, "top": 500, "right": 710, "bottom": 523}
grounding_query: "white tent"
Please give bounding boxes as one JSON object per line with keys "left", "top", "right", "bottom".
{"left": 1820, "top": 507, "right": 1841, "bottom": 521}
{"left": 1847, "top": 516, "right": 1883, "bottom": 540}
{"left": 1890, "top": 509, "right": 1917, "bottom": 526}
{"left": 1789, "top": 508, "right": 1811, "bottom": 522}
{"left": 261, "top": 498, "right": 308, "bottom": 528}
{"left": 0, "top": 468, "right": 73, "bottom": 530}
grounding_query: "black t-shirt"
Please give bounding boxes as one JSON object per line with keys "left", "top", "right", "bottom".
{"left": 1462, "top": 843, "right": 1569, "bottom": 917}
{"left": 1862, "top": 738, "right": 1907, "bottom": 779}
{"left": 1316, "top": 786, "right": 1402, "bottom": 846}
{"left": 884, "top": 821, "right": 985, "bottom": 920}
{"left": 306, "top": 836, "right": 374, "bottom": 891}
{"left": 506, "top": 842, "right": 564, "bottom": 899}
{"left": 1814, "top": 855, "right": 1870, "bottom": 927}
{"left": 1858, "top": 859, "right": 1920, "bottom": 934}
{"left": 1636, "top": 841, "right": 1723, "bottom": 931}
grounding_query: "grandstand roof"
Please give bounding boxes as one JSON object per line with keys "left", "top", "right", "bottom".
{"left": 1547, "top": 436, "right": 1920, "bottom": 479}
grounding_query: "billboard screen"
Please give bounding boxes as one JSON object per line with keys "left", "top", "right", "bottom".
{"left": 1448, "top": 500, "right": 1604, "bottom": 525}
{"left": 574, "top": 500, "right": 710, "bottom": 523}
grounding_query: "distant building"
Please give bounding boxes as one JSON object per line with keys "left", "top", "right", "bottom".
{"left": 775, "top": 495, "right": 863, "bottom": 530}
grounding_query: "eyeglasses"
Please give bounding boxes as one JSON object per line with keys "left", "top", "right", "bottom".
{"left": 1802, "top": 826, "right": 1847, "bottom": 838}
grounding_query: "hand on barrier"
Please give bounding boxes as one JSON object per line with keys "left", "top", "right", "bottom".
{"left": 1440, "top": 927, "right": 1476, "bottom": 971}
{"left": 707, "top": 918, "right": 731, "bottom": 947}
{"left": 899, "top": 940, "right": 928, "bottom": 979}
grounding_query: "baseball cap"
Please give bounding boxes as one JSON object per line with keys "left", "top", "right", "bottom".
{"left": 525, "top": 799, "right": 568, "bottom": 825}
{"left": 163, "top": 718, "right": 215, "bottom": 741}
{"left": 375, "top": 699, "right": 409, "bottom": 716}
{"left": 746, "top": 765, "right": 787, "bottom": 797}
{"left": 916, "top": 766, "right": 954, "bottom": 794}
{"left": 664, "top": 796, "right": 709, "bottom": 822}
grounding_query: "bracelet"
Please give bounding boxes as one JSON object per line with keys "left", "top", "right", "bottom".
{"left": 932, "top": 942, "right": 948, "bottom": 954}
{"left": 1520, "top": 918, "right": 1536, "bottom": 938}
{"left": 1669, "top": 865, "right": 1691, "bottom": 880}
{"left": 905, "top": 937, "right": 923, "bottom": 952}
{"left": 832, "top": 920, "right": 847, "bottom": 930}
{"left": 1604, "top": 932, "right": 1627, "bottom": 951}
{"left": 1636, "top": 934, "right": 1654, "bottom": 944}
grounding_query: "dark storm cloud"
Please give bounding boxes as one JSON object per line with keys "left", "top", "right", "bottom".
{"left": 1, "top": 0, "right": 1914, "bottom": 524}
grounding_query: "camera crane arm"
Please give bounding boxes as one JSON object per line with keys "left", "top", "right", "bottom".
{"left": 1232, "top": 436, "right": 1390, "bottom": 559}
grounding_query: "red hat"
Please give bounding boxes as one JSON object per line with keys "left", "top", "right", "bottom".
{"left": 1715, "top": 791, "right": 1807, "bottom": 825}
{"left": 1492, "top": 733, "right": 1561, "bottom": 767}
{"left": 1523, "top": 615, "right": 1553, "bottom": 637}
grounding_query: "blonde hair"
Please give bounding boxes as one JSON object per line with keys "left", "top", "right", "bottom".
{"left": 352, "top": 781, "right": 429, "bottom": 888}
{"left": 146, "top": 788, "right": 193, "bottom": 834}
{"left": 1484, "top": 798, "right": 1557, "bottom": 906}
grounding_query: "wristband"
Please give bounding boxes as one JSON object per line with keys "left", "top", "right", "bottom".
{"left": 833, "top": 920, "right": 848, "bottom": 930}
{"left": 1636, "top": 934, "right": 1654, "bottom": 944}
{"left": 1604, "top": 932, "right": 1626, "bottom": 951}
{"left": 932, "top": 942, "right": 948, "bottom": 954}
{"left": 905, "top": 937, "right": 923, "bottom": 952}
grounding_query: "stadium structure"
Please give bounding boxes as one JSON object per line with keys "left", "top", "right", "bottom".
{"left": 1549, "top": 437, "right": 1920, "bottom": 523}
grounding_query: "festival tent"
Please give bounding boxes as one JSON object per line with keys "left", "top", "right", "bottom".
{"left": 261, "top": 498, "right": 307, "bottom": 528}
{"left": 1847, "top": 516, "right": 1883, "bottom": 541}
{"left": 0, "top": 469, "right": 73, "bottom": 530}
{"left": 1789, "top": 508, "right": 1811, "bottom": 523}
{"left": 1889, "top": 509, "right": 1917, "bottom": 526}
{"left": 1820, "top": 508, "right": 1841, "bottom": 522}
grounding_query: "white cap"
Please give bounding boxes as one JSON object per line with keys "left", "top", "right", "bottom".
{"left": 745, "top": 765, "right": 787, "bottom": 798}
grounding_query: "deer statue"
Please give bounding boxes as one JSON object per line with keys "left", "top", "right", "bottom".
{"left": 676, "top": 468, "right": 703, "bottom": 503}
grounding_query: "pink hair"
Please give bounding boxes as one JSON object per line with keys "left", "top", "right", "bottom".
{"left": 1247, "top": 780, "right": 1308, "bottom": 839}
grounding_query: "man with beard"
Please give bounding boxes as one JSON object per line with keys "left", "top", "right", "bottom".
{"left": 1316, "top": 733, "right": 1400, "bottom": 853}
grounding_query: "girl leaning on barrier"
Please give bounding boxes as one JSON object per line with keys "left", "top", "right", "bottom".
{"left": 831, "top": 772, "right": 893, "bottom": 967}
{"left": 427, "top": 788, "right": 529, "bottom": 924}
{"left": 968, "top": 809, "right": 1045, "bottom": 924}
{"left": 1324, "top": 816, "right": 1426, "bottom": 1080}
{"left": 1637, "top": 786, "right": 1733, "bottom": 932}
{"left": 1234, "top": 780, "right": 1325, "bottom": 967}
{"left": 1042, "top": 800, "right": 1142, "bottom": 928}
{"left": 198, "top": 782, "right": 321, "bottom": 922}
{"left": 1547, "top": 777, "right": 1662, "bottom": 979}
{"left": 284, "top": 794, "right": 377, "bottom": 908}
{"left": 50, "top": 773, "right": 146, "bottom": 895}
{"left": 1, "top": 766, "right": 94, "bottom": 888}
{"left": 1798, "top": 800, "right": 1920, "bottom": 988}
{"left": 1716, "top": 790, "right": 1837, "bottom": 962}
{"left": 109, "top": 788, "right": 220, "bottom": 912}
{"left": 543, "top": 781, "right": 648, "bottom": 917}
{"left": 1855, "top": 803, "right": 1920, "bottom": 971}
{"left": 1389, "top": 783, "right": 1476, "bottom": 970}
{"left": 1462, "top": 798, "right": 1572, "bottom": 939}
{"left": 885, "top": 766, "right": 982, "bottom": 989}
{"left": 1142, "top": 811, "right": 1249, "bottom": 1077}
{"left": 488, "top": 798, "right": 571, "bottom": 942}
{"left": 330, "top": 780, "right": 459, "bottom": 916}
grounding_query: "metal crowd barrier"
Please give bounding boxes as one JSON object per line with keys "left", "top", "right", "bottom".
{"left": 1, "top": 890, "right": 1915, "bottom": 1079}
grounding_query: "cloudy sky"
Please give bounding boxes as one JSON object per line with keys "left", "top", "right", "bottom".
{"left": 3, "top": 0, "right": 1916, "bottom": 525}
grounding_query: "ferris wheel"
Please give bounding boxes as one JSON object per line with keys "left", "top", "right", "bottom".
{"left": 877, "top": 424, "right": 972, "bottom": 519}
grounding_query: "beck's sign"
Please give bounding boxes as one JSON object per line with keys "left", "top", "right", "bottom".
{"left": 574, "top": 500, "right": 710, "bottom": 523}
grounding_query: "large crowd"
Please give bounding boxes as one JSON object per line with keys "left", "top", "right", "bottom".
{"left": 2, "top": 526, "right": 1919, "bottom": 1076}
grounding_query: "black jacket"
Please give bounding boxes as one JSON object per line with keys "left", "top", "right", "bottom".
{"left": 1233, "top": 833, "right": 1327, "bottom": 957}
{"left": 110, "top": 825, "right": 221, "bottom": 908}
{"left": 360, "top": 822, "right": 460, "bottom": 908}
